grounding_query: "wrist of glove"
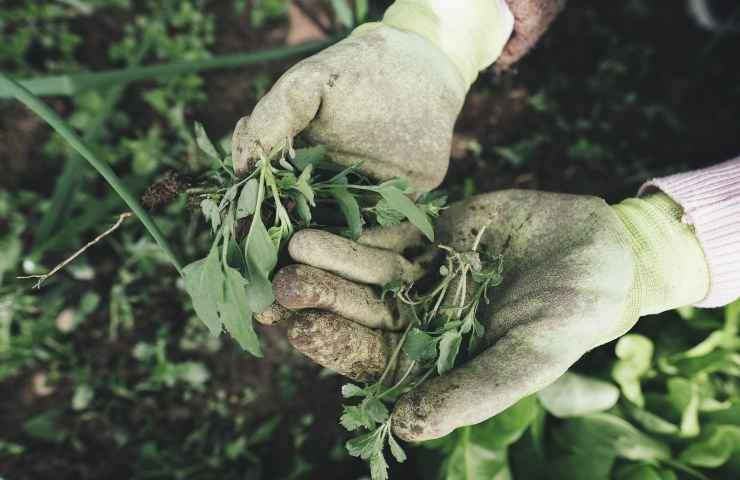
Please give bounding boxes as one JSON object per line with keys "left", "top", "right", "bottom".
{"left": 379, "top": 0, "right": 515, "bottom": 87}
{"left": 613, "top": 192, "right": 710, "bottom": 316}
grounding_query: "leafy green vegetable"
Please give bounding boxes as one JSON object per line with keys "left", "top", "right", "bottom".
{"left": 678, "top": 425, "right": 740, "bottom": 468}
{"left": 538, "top": 372, "right": 619, "bottom": 418}
{"left": 612, "top": 334, "right": 654, "bottom": 407}
{"left": 427, "top": 396, "right": 540, "bottom": 480}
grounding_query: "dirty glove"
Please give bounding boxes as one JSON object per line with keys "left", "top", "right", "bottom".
{"left": 270, "top": 190, "right": 709, "bottom": 441}
{"left": 232, "top": 1, "right": 514, "bottom": 192}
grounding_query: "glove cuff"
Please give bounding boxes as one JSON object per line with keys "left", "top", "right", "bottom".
{"left": 612, "top": 193, "right": 710, "bottom": 316}
{"left": 639, "top": 157, "right": 740, "bottom": 307}
{"left": 378, "top": 0, "right": 514, "bottom": 88}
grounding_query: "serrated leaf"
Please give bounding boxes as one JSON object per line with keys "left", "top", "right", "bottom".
{"left": 371, "top": 185, "right": 434, "bottom": 241}
{"left": 330, "top": 185, "right": 364, "bottom": 239}
{"left": 364, "top": 398, "right": 389, "bottom": 424}
{"left": 219, "top": 267, "right": 262, "bottom": 356}
{"left": 183, "top": 248, "right": 224, "bottom": 335}
{"left": 437, "top": 331, "right": 462, "bottom": 374}
{"left": 403, "top": 328, "right": 437, "bottom": 362}
{"left": 346, "top": 430, "right": 379, "bottom": 459}
{"left": 388, "top": 434, "right": 407, "bottom": 463}
{"left": 194, "top": 121, "right": 223, "bottom": 161}
{"left": 236, "top": 178, "right": 259, "bottom": 219}
{"left": 340, "top": 405, "right": 374, "bottom": 431}
{"left": 370, "top": 451, "right": 389, "bottom": 480}
{"left": 342, "top": 384, "right": 366, "bottom": 399}
{"left": 374, "top": 198, "right": 405, "bottom": 227}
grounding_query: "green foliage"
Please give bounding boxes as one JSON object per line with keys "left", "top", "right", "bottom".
{"left": 425, "top": 396, "right": 540, "bottom": 479}
{"left": 341, "top": 229, "right": 503, "bottom": 479}
{"left": 185, "top": 130, "right": 438, "bottom": 354}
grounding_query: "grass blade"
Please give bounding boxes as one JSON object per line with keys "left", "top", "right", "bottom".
{"left": 0, "top": 73, "right": 183, "bottom": 274}
{"left": 0, "top": 39, "right": 337, "bottom": 98}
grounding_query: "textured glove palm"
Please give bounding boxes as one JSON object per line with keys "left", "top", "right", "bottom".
{"left": 271, "top": 190, "right": 709, "bottom": 441}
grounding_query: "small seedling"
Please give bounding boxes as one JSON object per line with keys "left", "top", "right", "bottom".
{"left": 341, "top": 228, "right": 503, "bottom": 479}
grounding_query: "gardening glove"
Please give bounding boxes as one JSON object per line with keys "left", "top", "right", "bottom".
{"left": 232, "top": 1, "right": 515, "bottom": 192}
{"left": 270, "top": 190, "right": 710, "bottom": 441}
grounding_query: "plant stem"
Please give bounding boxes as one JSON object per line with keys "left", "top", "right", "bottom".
{"left": 0, "top": 39, "right": 338, "bottom": 98}
{"left": 0, "top": 74, "right": 183, "bottom": 275}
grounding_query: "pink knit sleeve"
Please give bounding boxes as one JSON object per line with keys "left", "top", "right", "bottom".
{"left": 639, "top": 157, "right": 740, "bottom": 308}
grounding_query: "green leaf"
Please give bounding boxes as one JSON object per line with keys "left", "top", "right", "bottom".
{"left": 246, "top": 415, "right": 282, "bottom": 446}
{"left": 340, "top": 405, "right": 374, "bottom": 431}
{"left": 678, "top": 424, "right": 740, "bottom": 467}
{"left": 370, "top": 451, "right": 389, "bottom": 480}
{"left": 538, "top": 372, "right": 619, "bottom": 418}
{"left": 200, "top": 198, "right": 221, "bottom": 233}
{"left": 437, "top": 331, "right": 462, "bottom": 374}
{"left": 295, "top": 193, "right": 312, "bottom": 225}
{"left": 371, "top": 185, "right": 434, "bottom": 241}
{"left": 614, "top": 464, "right": 678, "bottom": 480}
{"left": 346, "top": 429, "right": 379, "bottom": 459}
{"left": 294, "top": 164, "right": 315, "bottom": 206}
{"left": 219, "top": 267, "right": 262, "bottom": 356}
{"left": 292, "top": 145, "right": 327, "bottom": 171}
{"left": 194, "top": 121, "right": 223, "bottom": 162}
{"left": 245, "top": 213, "right": 277, "bottom": 277}
{"left": 373, "top": 198, "right": 405, "bottom": 227}
{"left": 402, "top": 328, "right": 437, "bottom": 362}
{"left": 341, "top": 383, "right": 366, "bottom": 399}
{"left": 330, "top": 185, "right": 364, "bottom": 239}
{"left": 553, "top": 413, "right": 670, "bottom": 463}
{"left": 244, "top": 268, "right": 274, "bottom": 314}
{"left": 365, "top": 398, "right": 389, "bottom": 424}
{"left": 667, "top": 377, "right": 700, "bottom": 437}
{"left": 612, "top": 334, "right": 653, "bottom": 407}
{"left": 236, "top": 178, "right": 259, "bottom": 219}
{"left": 469, "top": 396, "right": 540, "bottom": 449}
{"left": 23, "top": 409, "right": 67, "bottom": 443}
{"left": 626, "top": 405, "right": 679, "bottom": 435}
{"left": 183, "top": 248, "right": 224, "bottom": 335}
{"left": 442, "top": 428, "right": 508, "bottom": 480}
{"left": 388, "top": 434, "right": 407, "bottom": 463}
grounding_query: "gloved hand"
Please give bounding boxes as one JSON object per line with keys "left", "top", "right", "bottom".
{"left": 231, "top": 1, "right": 514, "bottom": 192}
{"left": 268, "top": 190, "right": 710, "bottom": 441}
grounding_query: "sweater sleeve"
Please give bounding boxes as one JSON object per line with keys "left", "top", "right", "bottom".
{"left": 639, "top": 157, "right": 740, "bottom": 307}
